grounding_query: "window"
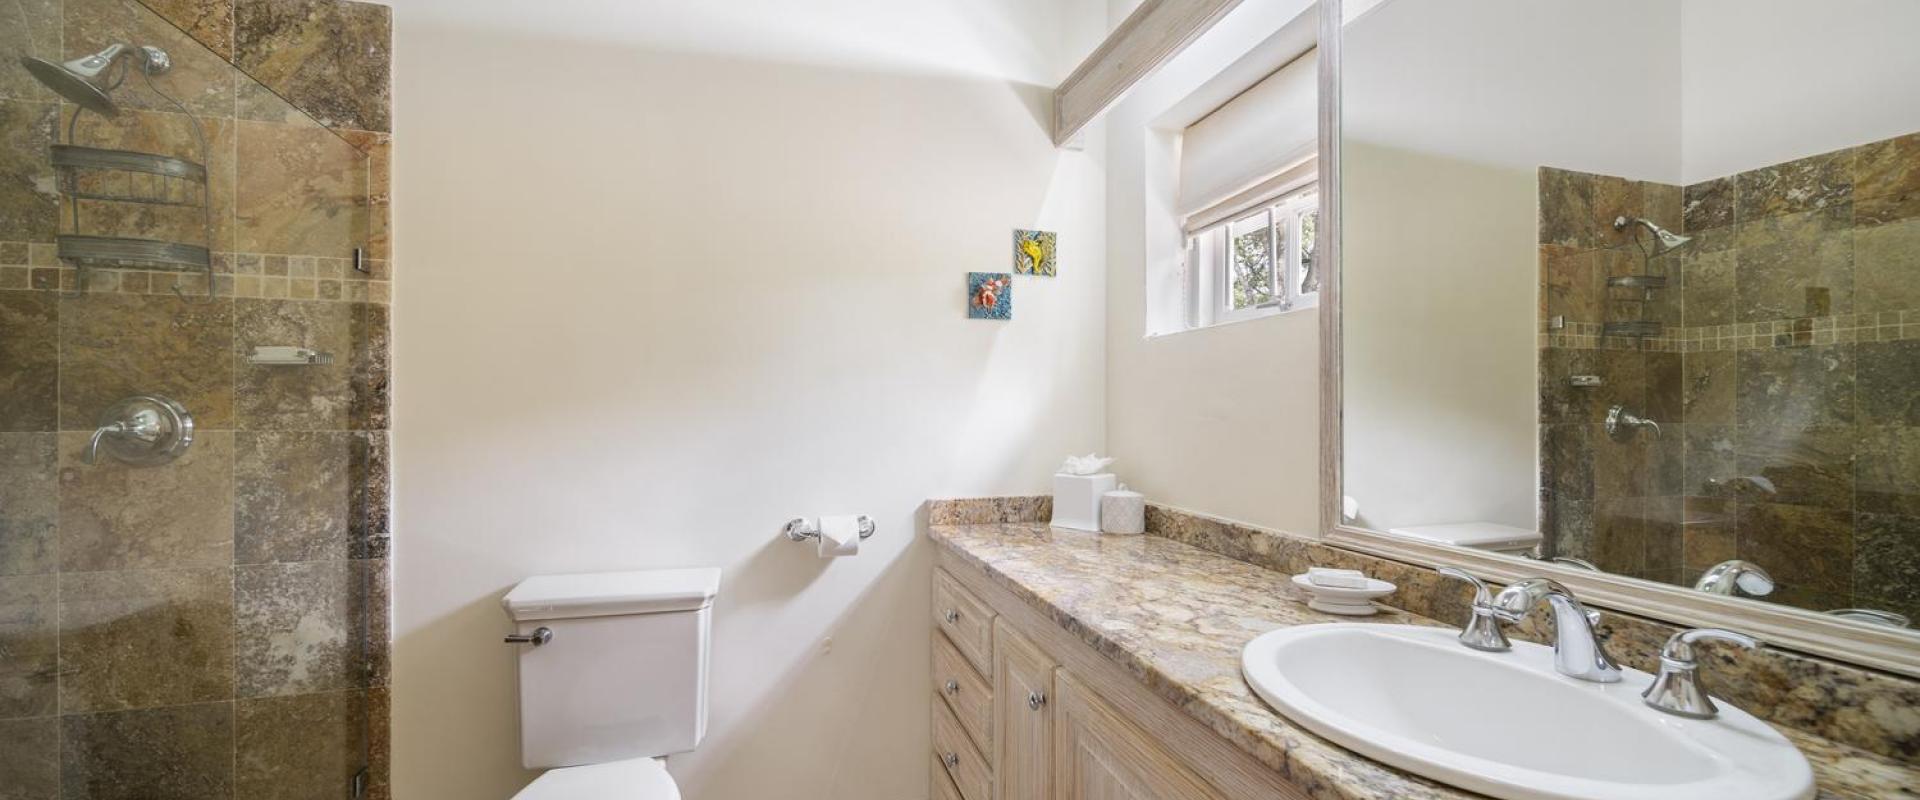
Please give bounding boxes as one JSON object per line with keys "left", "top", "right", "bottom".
{"left": 1187, "top": 186, "right": 1319, "bottom": 326}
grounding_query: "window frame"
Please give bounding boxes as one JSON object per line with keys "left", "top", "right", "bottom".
{"left": 1186, "top": 182, "right": 1320, "bottom": 328}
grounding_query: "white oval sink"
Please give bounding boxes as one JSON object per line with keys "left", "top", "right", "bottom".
{"left": 1242, "top": 624, "right": 1814, "bottom": 800}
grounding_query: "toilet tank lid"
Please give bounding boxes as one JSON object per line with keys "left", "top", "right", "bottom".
{"left": 504, "top": 568, "right": 721, "bottom": 621}
{"left": 1386, "top": 522, "right": 1541, "bottom": 549}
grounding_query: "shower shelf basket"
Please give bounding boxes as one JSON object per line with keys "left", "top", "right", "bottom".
{"left": 52, "top": 142, "right": 214, "bottom": 275}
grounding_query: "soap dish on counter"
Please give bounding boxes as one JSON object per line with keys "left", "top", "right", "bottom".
{"left": 1290, "top": 573, "right": 1396, "bottom": 616}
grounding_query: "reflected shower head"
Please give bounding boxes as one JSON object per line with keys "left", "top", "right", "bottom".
{"left": 19, "top": 44, "right": 172, "bottom": 118}
{"left": 1613, "top": 216, "right": 1693, "bottom": 255}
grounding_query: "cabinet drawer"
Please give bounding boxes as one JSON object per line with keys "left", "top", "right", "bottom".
{"left": 933, "top": 694, "right": 992, "bottom": 800}
{"left": 930, "top": 753, "right": 966, "bottom": 800}
{"left": 934, "top": 569, "right": 995, "bottom": 677}
{"left": 933, "top": 632, "right": 993, "bottom": 756}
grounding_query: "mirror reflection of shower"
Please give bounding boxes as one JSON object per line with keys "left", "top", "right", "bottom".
{"left": 1612, "top": 215, "right": 1694, "bottom": 257}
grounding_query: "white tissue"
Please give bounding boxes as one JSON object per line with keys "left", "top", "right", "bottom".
{"left": 1058, "top": 453, "right": 1116, "bottom": 476}
{"left": 817, "top": 515, "right": 861, "bottom": 558}
{"left": 1307, "top": 567, "right": 1369, "bottom": 589}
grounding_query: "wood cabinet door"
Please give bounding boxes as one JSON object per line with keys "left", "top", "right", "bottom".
{"left": 994, "top": 620, "right": 1055, "bottom": 800}
{"left": 1051, "top": 670, "right": 1224, "bottom": 800}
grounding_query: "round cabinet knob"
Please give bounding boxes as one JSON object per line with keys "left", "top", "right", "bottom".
{"left": 943, "top": 609, "right": 960, "bottom": 624}
{"left": 942, "top": 752, "right": 960, "bottom": 769}
{"left": 944, "top": 680, "right": 960, "bottom": 695}
{"left": 1027, "top": 691, "right": 1047, "bottom": 711}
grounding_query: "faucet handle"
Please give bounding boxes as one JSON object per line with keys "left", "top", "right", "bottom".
{"left": 1438, "top": 567, "right": 1510, "bottom": 652}
{"left": 1643, "top": 628, "right": 1760, "bottom": 719}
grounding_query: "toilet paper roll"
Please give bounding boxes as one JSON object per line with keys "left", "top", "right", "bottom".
{"left": 817, "top": 515, "right": 861, "bottom": 557}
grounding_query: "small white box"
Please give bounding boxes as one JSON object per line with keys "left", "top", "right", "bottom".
{"left": 1050, "top": 472, "right": 1117, "bottom": 531}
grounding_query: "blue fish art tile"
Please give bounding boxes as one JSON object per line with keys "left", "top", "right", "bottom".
{"left": 968, "top": 272, "right": 1012, "bottom": 320}
{"left": 1014, "top": 229, "right": 1057, "bottom": 276}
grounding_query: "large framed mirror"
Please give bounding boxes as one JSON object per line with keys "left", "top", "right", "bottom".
{"left": 1322, "top": 0, "right": 1920, "bottom": 675}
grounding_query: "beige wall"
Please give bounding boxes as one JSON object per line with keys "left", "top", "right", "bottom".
{"left": 1339, "top": 141, "right": 1538, "bottom": 532}
{"left": 1102, "top": 0, "right": 1323, "bottom": 536}
{"left": 388, "top": 1, "right": 1107, "bottom": 797}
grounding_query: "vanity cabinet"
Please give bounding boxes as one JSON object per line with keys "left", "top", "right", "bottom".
{"left": 932, "top": 560, "right": 1307, "bottom": 800}
{"left": 1052, "top": 671, "right": 1223, "bottom": 800}
{"left": 993, "top": 621, "right": 1055, "bottom": 799}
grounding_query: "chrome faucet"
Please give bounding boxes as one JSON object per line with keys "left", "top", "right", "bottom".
{"left": 1437, "top": 567, "right": 1511, "bottom": 652}
{"left": 1490, "top": 577, "right": 1622, "bottom": 683}
{"left": 1642, "top": 628, "right": 1759, "bottom": 719}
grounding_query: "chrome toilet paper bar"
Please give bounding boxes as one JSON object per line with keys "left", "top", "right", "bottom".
{"left": 784, "top": 516, "right": 877, "bottom": 542}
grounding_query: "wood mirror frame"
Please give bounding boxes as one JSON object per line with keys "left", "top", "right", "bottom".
{"left": 1311, "top": 0, "right": 1920, "bottom": 678}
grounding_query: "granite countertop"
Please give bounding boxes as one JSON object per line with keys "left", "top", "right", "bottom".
{"left": 928, "top": 521, "right": 1920, "bottom": 800}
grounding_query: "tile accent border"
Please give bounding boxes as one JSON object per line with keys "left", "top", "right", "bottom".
{"left": 0, "top": 244, "right": 390, "bottom": 304}
{"left": 1541, "top": 312, "right": 1920, "bottom": 352}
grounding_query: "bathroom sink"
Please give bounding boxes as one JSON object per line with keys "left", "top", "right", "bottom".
{"left": 1241, "top": 624, "right": 1814, "bottom": 800}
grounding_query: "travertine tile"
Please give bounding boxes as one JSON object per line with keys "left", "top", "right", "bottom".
{"left": 56, "top": 430, "right": 235, "bottom": 572}
{"left": 236, "top": 431, "right": 352, "bottom": 563}
{"left": 57, "top": 294, "right": 234, "bottom": 431}
{"left": 1857, "top": 340, "right": 1920, "bottom": 426}
{"left": 235, "top": 560, "right": 367, "bottom": 697}
{"left": 0, "top": 292, "right": 57, "bottom": 432}
{"left": 0, "top": 716, "right": 59, "bottom": 799}
{"left": 1734, "top": 423, "right": 1854, "bottom": 510}
{"left": 1853, "top": 131, "right": 1920, "bottom": 226}
{"left": 61, "top": 702, "right": 234, "bottom": 799}
{"left": 1680, "top": 349, "right": 1736, "bottom": 424}
{"left": 235, "top": 120, "right": 369, "bottom": 258}
{"left": 1854, "top": 512, "right": 1920, "bottom": 623}
{"left": 1854, "top": 218, "right": 1920, "bottom": 316}
{"left": 138, "top": 0, "right": 238, "bottom": 60}
{"left": 0, "top": 574, "right": 57, "bottom": 719}
{"left": 234, "top": 0, "right": 391, "bottom": 132}
{"left": 233, "top": 298, "right": 355, "bottom": 429}
{"left": 0, "top": 433, "right": 57, "bottom": 576}
{"left": 1736, "top": 344, "right": 1855, "bottom": 429}
{"left": 1734, "top": 205, "right": 1855, "bottom": 322}
{"left": 0, "top": 0, "right": 62, "bottom": 104}
{"left": 350, "top": 431, "right": 389, "bottom": 559}
{"left": 1856, "top": 424, "right": 1920, "bottom": 517}
{"left": 350, "top": 302, "right": 389, "bottom": 430}
{"left": 57, "top": 568, "right": 234, "bottom": 713}
{"left": 0, "top": 100, "right": 58, "bottom": 244}
{"left": 1737, "top": 502, "right": 1855, "bottom": 597}
{"left": 236, "top": 690, "right": 368, "bottom": 800}
{"left": 1736, "top": 147, "right": 1854, "bottom": 221}
{"left": 1683, "top": 175, "right": 1736, "bottom": 232}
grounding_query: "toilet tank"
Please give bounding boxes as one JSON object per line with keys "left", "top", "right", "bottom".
{"left": 503, "top": 568, "right": 721, "bottom": 769}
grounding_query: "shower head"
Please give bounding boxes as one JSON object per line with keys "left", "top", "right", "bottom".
{"left": 19, "top": 44, "right": 172, "bottom": 119}
{"left": 21, "top": 44, "right": 127, "bottom": 116}
{"left": 1613, "top": 216, "right": 1694, "bottom": 255}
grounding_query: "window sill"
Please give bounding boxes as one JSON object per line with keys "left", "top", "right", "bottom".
{"left": 1144, "top": 302, "right": 1316, "bottom": 340}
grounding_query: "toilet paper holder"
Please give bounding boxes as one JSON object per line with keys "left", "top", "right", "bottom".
{"left": 784, "top": 515, "right": 877, "bottom": 543}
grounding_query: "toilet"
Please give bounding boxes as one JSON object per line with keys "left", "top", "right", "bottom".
{"left": 1386, "top": 521, "right": 1542, "bottom": 557}
{"left": 502, "top": 567, "right": 722, "bottom": 799}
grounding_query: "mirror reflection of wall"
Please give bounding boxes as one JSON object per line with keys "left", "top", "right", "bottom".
{"left": 1342, "top": 0, "right": 1920, "bottom": 625}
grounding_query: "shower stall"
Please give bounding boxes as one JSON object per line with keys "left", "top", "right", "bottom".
{"left": 2, "top": 0, "right": 390, "bottom": 796}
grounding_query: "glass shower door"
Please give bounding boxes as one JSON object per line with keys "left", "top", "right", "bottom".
{"left": 2, "top": 0, "right": 386, "bottom": 796}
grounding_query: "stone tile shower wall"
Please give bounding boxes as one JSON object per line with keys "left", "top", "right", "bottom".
{"left": 1538, "top": 132, "right": 1920, "bottom": 621}
{"left": 0, "top": 1, "right": 391, "bottom": 798}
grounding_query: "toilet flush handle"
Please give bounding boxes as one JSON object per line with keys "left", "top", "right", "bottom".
{"left": 504, "top": 627, "right": 553, "bottom": 647}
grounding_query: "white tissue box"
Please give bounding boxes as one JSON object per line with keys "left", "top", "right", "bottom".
{"left": 1050, "top": 472, "right": 1116, "bottom": 531}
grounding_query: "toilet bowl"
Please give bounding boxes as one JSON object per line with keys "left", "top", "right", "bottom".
{"left": 502, "top": 567, "right": 720, "bottom": 800}
{"left": 1386, "top": 521, "right": 1541, "bottom": 556}
{"left": 512, "top": 757, "right": 679, "bottom": 800}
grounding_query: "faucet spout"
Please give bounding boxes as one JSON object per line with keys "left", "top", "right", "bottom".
{"left": 1490, "top": 578, "right": 1622, "bottom": 683}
